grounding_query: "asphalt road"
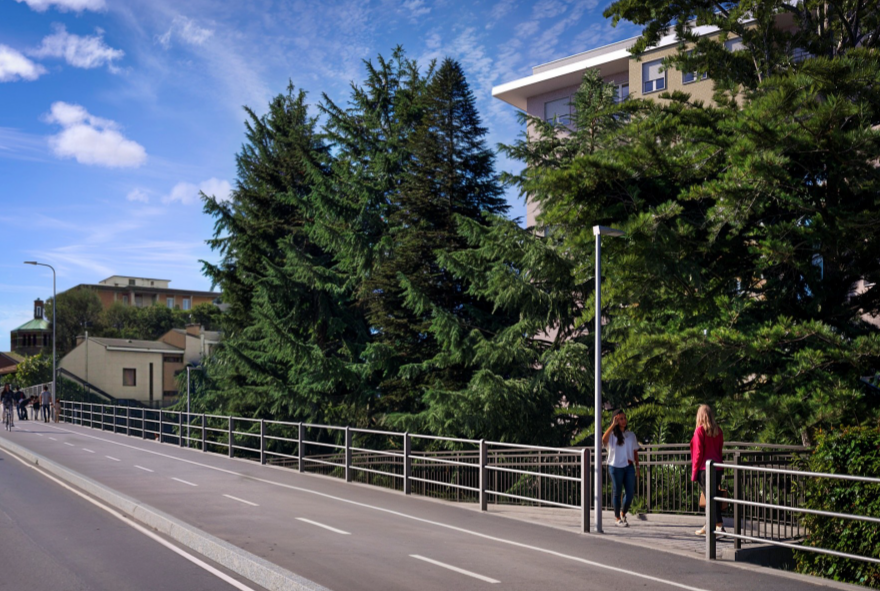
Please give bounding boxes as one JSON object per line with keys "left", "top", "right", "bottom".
{"left": 0, "top": 422, "right": 854, "bottom": 591}
{"left": 0, "top": 439, "right": 265, "bottom": 591}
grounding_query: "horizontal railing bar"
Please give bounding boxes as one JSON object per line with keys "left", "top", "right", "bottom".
{"left": 409, "top": 433, "right": 480, "bottom": 445}
{"left": 301, "top": 423, "right": 346, "bottom": 431}
{"left": 263, "top": 450, "right": 298, "bottom": 461}
{"left": 411, "top": 455, "right": 477, "bottom": 468}
{"left": 302, "top": 457, "right": 344, "bottom": 469}
{"left": 350, "top": 446, "right": 404, "bottom": 458}
{"left": 486, "top": 464, "right": 581, "bottom": 483}
{"left": 723, "top": 498, "right": 880, "bottom": 525}
{"left": 350, "top": 427, "right": 405, "bottom": 437}
{"left": 350, "top": 465, "right": 403, "bottom": 480}
{"left": 489, "top": 490, "right": 579, "bottom": 510}
{"left": 264, "top": 435, "right": 299, "bottom": 445}
{"left": 717, "top": 532, "right": 880, "bottom": 565}
{"left": 716, "top": 462, "right": 880, "bottom": 484}
{"left": 407, "top": 476, "right": 479, "bottom": 493}
{"left": 486, "top": 441, "right": 582, "bottom": 454}
{"left": 301, "top": 440, "right": 345, "bottom": 451}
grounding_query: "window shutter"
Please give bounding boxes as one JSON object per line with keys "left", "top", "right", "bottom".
{"left": 643, "top": 60, "right": 663, "bottom": 81}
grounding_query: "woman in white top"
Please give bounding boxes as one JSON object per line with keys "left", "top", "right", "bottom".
{"left": 602, "top": 409, "right": 641, "bottom": 527}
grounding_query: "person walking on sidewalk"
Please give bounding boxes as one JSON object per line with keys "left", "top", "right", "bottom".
{"left": 691, "top": 404, "right": 725, "bottom": 536}
{"left": 1, "top": 384, "right": 15, "bottom": 428}
{"left": 40, "top": 385, "right": 52, "bottom": 423}
{"left": 602, "top": 409, "right": 641, "bottom": 528}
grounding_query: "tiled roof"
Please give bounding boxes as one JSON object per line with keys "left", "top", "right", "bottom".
{"left": 12, "top": 318, "right": 50, "bottom": 332}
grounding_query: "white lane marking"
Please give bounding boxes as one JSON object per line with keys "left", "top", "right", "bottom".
{"left": 44, "top": 425, "right": 708, "bottom": 591}
{"left": 410, "top": 554, "right": 500, "bottom": 584}
{"left": 296, "top": 518, "right": 350, "bottom": 535}
{"left": 106, "top": 456, "right": 121, "bottom": 462}
{"left": 83, "top": 448, "right": 95, "bottom": 453}
{"left": 0, "top": 448, "right": 260, "bottom": 591}
{"left": 172, "top": 477, "right": 198, "bottom": 487}
{"left": 223, "top": 494, "right": 259, "bottom": 507}
{"left": 35, "top": 433, "right": 43, "bottom": 437}
{"left": 135, "top": 465, "right": 154, "bottom": 473}
{"left": 49, "top": 437, "right": 57, "bottom": 441}
{"left": 64, "top": 442, "right": 74, "bottom": 446}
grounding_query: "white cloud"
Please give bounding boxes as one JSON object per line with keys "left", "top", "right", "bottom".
{"left": 44, "top": 101, "right": 147, "bottom": 168}
{"left": 162, "top": 178, "right": 231, "bottom": 205}
{"left": 402, "top": 0, "right": 431, "bottom": 19}
{"left": 126, "top": 188, "right": 150, "bottom": 203}
{"left": 158, "top": 16, "right": 214, "bottom": 49}
{"left": 0, "top": 44, "right": 47, "bottom": 82}
{"left": 31, "top": 25, "right": 124, "bottom": 72}
{"left": 15, "top": 0, "right": 106, "bottom": 12}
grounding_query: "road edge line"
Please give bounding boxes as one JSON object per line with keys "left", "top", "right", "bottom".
{"left": 0, "top": 436, "right": 330, "bottom": 591}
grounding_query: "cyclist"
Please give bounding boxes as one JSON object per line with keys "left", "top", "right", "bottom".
{"left": 1, "top": 384, "right": 15, "bottom": 429}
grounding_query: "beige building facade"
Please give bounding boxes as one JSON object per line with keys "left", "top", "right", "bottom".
{"left": 60, "top": 337, "right": 184, "bottom": 405}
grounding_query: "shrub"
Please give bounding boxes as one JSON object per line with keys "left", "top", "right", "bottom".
{"left": 796, "top": 427, "right": 880, "bottom": 588}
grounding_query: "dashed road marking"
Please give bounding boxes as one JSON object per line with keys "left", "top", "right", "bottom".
{"left": 296, "top": 518, "right": 350, "bottom": 535}
{"left": 172, "top": 477, "right": 198, "bottom": 487}
{"left": 223, "top": 494, "right": 258, "bottom": 507}
{"left": 410, "top": 554, "right": 500, "bottom": 584}
{"left": 135, "top": 465, "right": 154, "bottom": 473}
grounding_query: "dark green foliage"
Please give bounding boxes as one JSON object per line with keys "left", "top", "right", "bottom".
{"left": 46, "top": 288, "right": 103, "bottom": 355}
{"left": 796, "top": 427, "right": 880, "bottom": 588}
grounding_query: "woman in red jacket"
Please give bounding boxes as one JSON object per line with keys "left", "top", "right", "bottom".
{"left": 690, "top": 404, "right": 725, "bottom": 535}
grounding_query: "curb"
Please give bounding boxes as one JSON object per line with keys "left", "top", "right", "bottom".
{"left": 0, "top": 435, "right": 330, "bottom": 591}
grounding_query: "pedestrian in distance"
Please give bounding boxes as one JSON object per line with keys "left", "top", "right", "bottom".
{"left": 40, "top": 385, "right": 52, "bottom": 423}
{"left": 16, "top": 387, "right": 27, "bottom": 420}
{"left": 602, "top": 409, "right": 641, "bottom": 528}
{"left": 31, "top": 394, "right": 40, "bottom": 420}
{"left": 690, "top": 404, "right": 726, "bottom": 535}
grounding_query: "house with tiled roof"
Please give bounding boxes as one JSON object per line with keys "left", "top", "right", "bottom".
{"left": 0, "top": 351, "right": 24, "bottom": 378}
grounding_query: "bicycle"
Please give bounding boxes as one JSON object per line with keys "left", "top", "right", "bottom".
{"left": 3, "top": 404, "right": 13, "bottom": 431}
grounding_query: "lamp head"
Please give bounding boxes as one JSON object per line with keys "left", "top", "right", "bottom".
{"left": 24, "top": 261, "right": 37, "bottom": 265}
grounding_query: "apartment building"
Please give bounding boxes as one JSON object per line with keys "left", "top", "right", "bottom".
{"left": 492, "top": 24, "right": 766, "bottom": 228}
{"left": 65, "top": 275, "right": 219, "bottom": 311}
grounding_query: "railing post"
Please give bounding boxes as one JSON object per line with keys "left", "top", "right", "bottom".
{"left": 345, "top": 426, "right": 352, "bottom": 482}
{"left": 179, "top": 413, "right": 184, "bottom": 447}
{"left": 126, "top": 406, "right": 130, "bottom": 437}
{"left": 112, "top": 406, "right": 117, "bottom": 434}
{"left": 479, "top": 439, "right": 488, "bottom": 511}
{"left": 581, "top": 448, "right": 590, "bottom": 533}
{"left": 734, "top": 452, "right": 742, "bottom": 551}
{"left": 201, "top": 413, "right": 207, "bottom": 452}
{"left": 706, "top": 459, "right": 716, "bottom": 560}
{"left": 158, "top": 410, "right": 163, "bottom": 443}
{"left": 142, "top": 409, "right": 147, "bottom": 439}
{"left": 260, "top": 419, "right": 266, "bottom": 465}
{"left": 298, "top": 422, "right": 304, "bottom": 472}
{"left": 228, "top": 416, "right": 234, "bottom": 458}
{"left": 404, "top": 432, "right": 412, "bottom": 495}
{"left": 646, "top": 448, "right": 652, "bottom": 513}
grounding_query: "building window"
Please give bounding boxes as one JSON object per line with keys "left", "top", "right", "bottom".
{"left": 123, "top": 368, "right": 137, "bottom": 387}
{"left": 129, "top": 279, "right": 136, "bottom": 286}
{"left": 682, "top": 71, "right": 708, "bottom": 84}
{"left": 642, "top": 59, "right": 665, "bottom": 93}
{"left": 35, "top": 306, "right": 42, "bottom": 318}
{"left": 182, "top": 298, "right": 191, "bottom": 311}
{"left": 613, "top": 84, "right": 629, "bottom": 104}
{"left": 725, "top": 37, "right": 745, "bottom": 52}
{"left": 544, "top": 96, "right": 572, "bottom": 125}
{"left": 135, "top": 295, "right": 144, "bottom": 308}
{"left": 166, "top": 297, "right": 175, "bottom": 308}
{"left": 122, "top": 295, "right": 129, "bottom": 305}
{"left": 163, "top": 355, "right": 183, "bottom": 363}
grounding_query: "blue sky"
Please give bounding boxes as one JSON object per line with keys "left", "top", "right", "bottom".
{"left": 0, "top": 0, "right": 639, "bottom": 351}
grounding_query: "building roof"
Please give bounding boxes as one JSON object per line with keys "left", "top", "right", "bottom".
{"left": 171, "top": 327, "right": 222, "bottom": 342}
{"left": 99, "top": 275, "right": 170, "bottom": 283}
{"left": 492, "top": 24, "right": 724, "bottom": 110}
{"left": 12, "top": 318, "right": 50, "bottom": 332}
{"left": 73, "top": 283, "right": 219, "bottom": 297}
{"left": 90, "top": 337, "right": 184, "bottom": 353}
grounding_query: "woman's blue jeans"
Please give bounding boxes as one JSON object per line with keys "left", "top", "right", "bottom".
{"left": 608, "top": 464, "right": 636, "bottom": 518}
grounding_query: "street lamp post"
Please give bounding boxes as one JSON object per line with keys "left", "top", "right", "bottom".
{"left": 592, "top": 225, "right": 624, "bottom": 533}
{"left": 24, "top": 261, "right": 56, "bottom": 416}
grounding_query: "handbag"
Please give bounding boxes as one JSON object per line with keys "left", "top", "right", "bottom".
{"left": 699, "top": 489, "right": 729, "bottom": 512}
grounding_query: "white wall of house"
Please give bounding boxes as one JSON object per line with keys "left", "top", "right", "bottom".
{"left": 61, "top": 340, "right": 169, "bottom": 403}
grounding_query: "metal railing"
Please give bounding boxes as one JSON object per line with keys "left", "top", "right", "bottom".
{"left": 60, "top": 401, "right": 812, "bottom": 539}
{"left": 705, "top": 460, "right": 880, "bottom": 565}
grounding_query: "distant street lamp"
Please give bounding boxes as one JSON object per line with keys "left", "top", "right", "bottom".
{"left": 24, "top": 261, "right": 56, "bottom": 415}
{"left": 593, "top": 225, "right": 624, "bottom": 533}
